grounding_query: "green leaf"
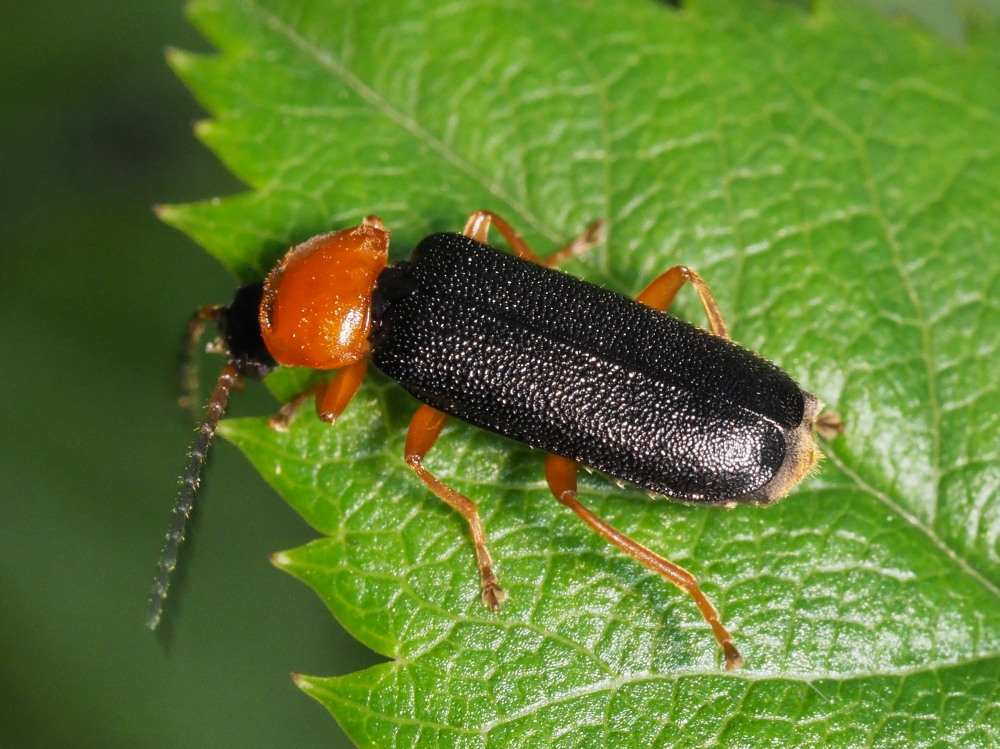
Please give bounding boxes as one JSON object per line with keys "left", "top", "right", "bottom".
{"left": 163, "top": 0, "right": 1000, "bottom": 745}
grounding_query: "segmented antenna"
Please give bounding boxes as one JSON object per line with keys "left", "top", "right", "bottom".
{"left": 178, "top": 305, "right": 224, "bottom": 419}
{"left": 147, "top": 362, "right": 241, "bottom": 629}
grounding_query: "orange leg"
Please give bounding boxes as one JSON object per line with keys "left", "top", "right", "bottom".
{"left": 636, "top": 265, "right": 729, "bottom": 339}
{"left": 405, "top": 404, "right": 506, "bottom": 611}
{"left": 545, "top": 453, "right": 743, "bottom": 670}
{"left": 462, "top": 209, "right": 603, "bottom": 268}
{"left": 315, "top": 359, "right": 368, "bottom": 422}
{"left": 269, "top": 359, "right": 368, "bottom": 431}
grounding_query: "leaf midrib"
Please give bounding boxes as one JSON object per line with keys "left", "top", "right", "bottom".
{"left": 249, "top": 0, "right": 564, "bottom": 242}
{"left": 824, "top": 448, "right": 1000, "bottom": 604}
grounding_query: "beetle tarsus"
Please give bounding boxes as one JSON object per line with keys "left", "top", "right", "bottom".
{"left": 481, "top": 575, "right": 507, "bottom": 612}
{"left": 723, "top": 642, "right": 744, "bottom": 671}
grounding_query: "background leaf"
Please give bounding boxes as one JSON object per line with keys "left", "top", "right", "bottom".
{"left": 159, "top": 0, "right": 1000, "bottom": 746}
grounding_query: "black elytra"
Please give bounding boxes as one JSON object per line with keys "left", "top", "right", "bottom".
{"left": 371, "top": 232, "right": 820, "bottom": 505}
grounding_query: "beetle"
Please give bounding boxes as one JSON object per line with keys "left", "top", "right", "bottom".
{"left": 149, "top": 210, "right": 837, "bottom": 670}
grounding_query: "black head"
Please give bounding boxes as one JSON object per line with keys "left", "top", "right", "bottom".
{"left": 217, "top": 281, "right": 278, "bottom": 380}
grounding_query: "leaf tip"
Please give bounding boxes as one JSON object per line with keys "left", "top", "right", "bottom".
{"left": 292, "top": 673, "right": 321, "bottom": 696}
{"left": 270, "top": 550, "right": 294, "bottom": 570}
{"left": 156, "top": 203, "right": 183, "bottom": 226}
{"left": 193, "top": 118, "right": 219, "bottom": 143}
{"left": 165, "top": 46, "right": 197, "bottom": 75}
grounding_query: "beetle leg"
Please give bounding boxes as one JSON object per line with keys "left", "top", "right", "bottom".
{"left": 636, "top": 266, "right": 730, "bottom": 340}
{"left": 405, "top": 404, "right": 506, "bottom": 611}
{"left": 544, "top": 453, "right": 743, "bottom": 670}
{"left": 462, "top": 210, "right": 603, "bottom": 268}
{"left": 268, "top": 382, "right": 322, "bottom": 431}
{"left": 315, "top": 359, "right": 368, "bottom": 423}
{"left": 269, "top": 360, "right": 368, "bottom": 431}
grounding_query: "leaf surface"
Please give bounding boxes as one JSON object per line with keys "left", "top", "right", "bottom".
{"left": 164, "top": 0, "right": 1000, "bottom": 745}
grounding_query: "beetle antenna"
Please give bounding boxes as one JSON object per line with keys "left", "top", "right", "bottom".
{"left": 178, "top": 305, "right": 223, "bottom": 420}
{"left": 147, "top": 362, "right": 241, "bottom": 629}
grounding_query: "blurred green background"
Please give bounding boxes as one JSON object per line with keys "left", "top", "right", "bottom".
{"left": 1, "top": 1, "right": 993, "bottom": 748}
{"left": 0, "top": 2, "right": 375, "bottom": 747}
